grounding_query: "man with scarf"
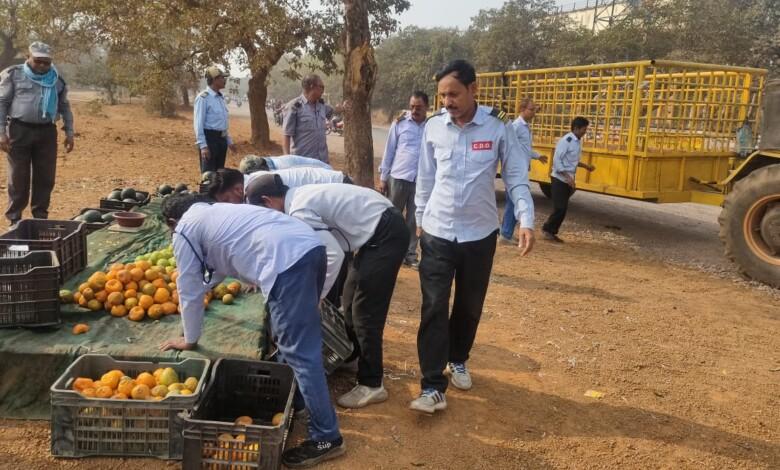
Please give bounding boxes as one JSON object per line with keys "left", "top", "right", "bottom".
{"left": 0, "top": 42, "right": 74, "bottom": 226}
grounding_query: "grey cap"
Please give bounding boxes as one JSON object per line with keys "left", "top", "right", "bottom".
{"left": 29, "top": 42, "right": 52, "bottom": 59}
{"left": 239, "top": 155, "right": 269, "bottom": 174}
{"left": 245, "top": 174, "right": 289, "bottom": 205}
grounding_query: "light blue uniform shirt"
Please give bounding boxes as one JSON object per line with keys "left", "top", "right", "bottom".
{"left": 265, "top": 155, "right": 332, "bottom": 170}
{"left": 193, "top": 87, "right": 232, "bottom": 149}
{"left": 245, "top": 167, "right": 344, "bottom": 189}
{"left": 379, "top": 112, "right": 425, "bottom": 183}
{"left": 511, "top": 116, "right": 541, "bottom": 160}
{"left": 415, "top": 106, "right": 535, "bottom": 242}
{"left": 283, "top": 95, "right": 332, "bottom": 163}
{"left": 173, "top": 203, "right": 322, "bottom": 343}
{"left": 551, "top": 132, "right": 582, "bottom": 182}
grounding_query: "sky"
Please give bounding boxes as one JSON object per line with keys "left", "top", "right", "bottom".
{"left": 395, "top": 0, "right": 510, "bottom": 30}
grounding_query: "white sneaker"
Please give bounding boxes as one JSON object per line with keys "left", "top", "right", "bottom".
{"left": 409, "top": 389, "right": 447, "bottom": 414}
{"left": 446, "top": 362, "right": 473, "bottom": 390}
{"left": 337, "top": 384, "right": 388, "bottom": 408}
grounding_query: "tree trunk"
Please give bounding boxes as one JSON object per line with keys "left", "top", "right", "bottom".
{"left": 0, "top": 33, "right": 18, "bottom": 71}
{"left": 179, "top": 85, "right": 190, "bottom": 107}
{"left": 342, "top": 0, "right": 377, "bottom": 188}
{"left": 248, "top": 68, "right": 271, "bottom": 148}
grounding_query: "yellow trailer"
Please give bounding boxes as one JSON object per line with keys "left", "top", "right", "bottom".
{"left": 470, "top": 60, "right": 779, "bottom": 287}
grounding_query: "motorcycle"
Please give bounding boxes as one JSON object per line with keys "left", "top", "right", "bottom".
{"left": 325, "top": 118, "right": 344, "bottom": 136}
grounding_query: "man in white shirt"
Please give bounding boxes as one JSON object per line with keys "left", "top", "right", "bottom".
{"left": 246, "top": 176, "right": 409, "bottom": 410}
{"left": 157, "top": 194, "right": 345, "bottom": 467}
{"left": 543, "top": 116, "right": 595, "bottom": 242}
{"left": 411, "top": 60, "right": 535, "bottom": 414}
{"left": 245, "top": 166, "right": 349, "bottom": 189}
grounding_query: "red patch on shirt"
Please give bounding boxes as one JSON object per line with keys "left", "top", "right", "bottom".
{"left": 471, "top": 141, "right": 493, "bottom": 151}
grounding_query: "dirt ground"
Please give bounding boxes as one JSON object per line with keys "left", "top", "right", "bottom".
{"left": 1, "top": 101, "right": 779, "bottom": 469}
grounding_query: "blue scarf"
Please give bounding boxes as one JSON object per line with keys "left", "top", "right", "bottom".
{"left": 22, "top": 63, "right": 59, "bottom": 121}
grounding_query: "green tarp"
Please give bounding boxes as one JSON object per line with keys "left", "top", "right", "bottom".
{"left": 0, "top": 201, "right": 268, "bottom": 419}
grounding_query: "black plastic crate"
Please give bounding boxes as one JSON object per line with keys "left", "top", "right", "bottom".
{"left": 50, "top": 354, "right": 211, "bottom": 459}
{"left": 182, "top": 359, "right": 295, "bottom": 470}
{"left": 99, "top": 189, "right": 151, "bottom": 211}
{"left": 70, "top": 207, "right": 118, "bottom": 234}
{"left": 321, "top": 300, "right": 354, "bottom": 374}
{"left": 0, "top": 250, "right": 60, "bottom": 327}
{"left": 0, "top": 219, "right": 87, "bottom": 282}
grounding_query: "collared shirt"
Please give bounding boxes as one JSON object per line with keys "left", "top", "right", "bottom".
{"left": 283, "top": 94, "right": 333, "bottom": 163}
{"left": 0, "top": 64, "right": 74, "bottom": 137}
{"left": 415, "top": 106, "right": 535, "bottom": 241}
{"left": 379, "top": 111, "right": 425, "bottom": 183}
{"left": 512, "top": 116, "right": 541, "bottom": 161}
{"left": 193, "top": 87, "right": 232, "bottom": 149}
{"left": 284, "top": 184, "right": 392, "bottom": 252}
{"left": 245, "top": 167, "right": 345, "bottom": 189}
{"left": 551, "top": 132, "right": 582, "bottom": 182}
{"left": 173, "top": 202, "right": 321, "bottom": 343}
{"left": 265, "top": 155, "right": 332, "bottom": 171}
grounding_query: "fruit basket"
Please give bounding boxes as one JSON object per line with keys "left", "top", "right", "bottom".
{"left": 181, "top": 359, "right": 295, "bottom": 470}
{"left": 100, "top": 188, "right": 151, "bottom": 211}
{"left": 0, "top": 250, "right": 60, "bottom": 327}
{"left": 50, "top": 354, "right": 211, "bottom": 459}
{"left": 321, "top": 299, "right": 354, "bottom": 374}
{"left": 0, "top": 219, "right": 87, "bottom": 282}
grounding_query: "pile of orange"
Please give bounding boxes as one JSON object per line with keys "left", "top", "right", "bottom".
{"left": 72, "top": 367, "right": 199, "bottom": 401}
{"left": 71, "top": 260, "right": 180, "bottom": 321}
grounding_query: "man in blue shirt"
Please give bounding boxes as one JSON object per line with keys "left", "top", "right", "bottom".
{"left": 283, "top": 74, "right": 333, "bottom": 163}
{"left": 378, "top": 91, "right": 428, "bottom": 267}
{"left": 158, "top": 194, "right": 345, "bottom": 468}
{"left": 500, "top": 97, "right": 548, "bottom": 243}
{"left": 410, "top": 60, "right": 535, "bottom": 414}
{"left": 542, "top": 117, "right": 596, "bottom": 243}
{"left": 193, "top": 66, "right": 237, "bottom": 173}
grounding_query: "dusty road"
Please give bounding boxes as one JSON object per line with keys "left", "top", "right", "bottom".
{"left": 0, "top": 102, "right": 778, "bottom": 470}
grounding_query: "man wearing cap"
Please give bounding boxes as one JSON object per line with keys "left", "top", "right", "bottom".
{"left": 0, "top": 42, "right": 74, "bottom": 226}
{"left": 239, "top": 154, "right": 332, "bottom": 174}
{"left": 194, "top": 65, "right": 237, "bottom": 173}
{"left": 246, "top": 175, "right": 409, "bottom": 410}
{"left": 283, "top": 74, "right": 332, "bottom": 163}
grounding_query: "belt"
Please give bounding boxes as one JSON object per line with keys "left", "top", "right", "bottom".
{"left": 204, "top": 128, "right": 227, "bottom": 135}
{"left": 11, "top": 118, "right": 54, "bottom": 128}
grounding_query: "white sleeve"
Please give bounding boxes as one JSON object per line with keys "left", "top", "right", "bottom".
{"left": 173, "top": 233, "right": 209, "bottom": 344}
{"left": 315, "top": 230, "right": 345, "bottom": 300}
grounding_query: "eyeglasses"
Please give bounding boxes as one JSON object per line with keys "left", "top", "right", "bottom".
{"left": 32, "top": 59, "right": 51, "bottom": 66}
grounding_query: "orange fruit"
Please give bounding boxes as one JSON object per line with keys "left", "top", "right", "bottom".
{"left": 153, "top": 368, "right": 164, "bottom": 380}
{"left": 138, "top": 295, "right": 154, "bottom": 310}
{"left": 72, "top": 323, "right": 90, "bottom": 335}
{"left": 124, "top": 289, "right": 137, "bottom": 299}
{"left": 81, "top": 387, "right": 96, "bottom": 398}
{"left": 171, "top": 291, "right": 179, "bottom": 305}
{"left": 78, "top": 282, "right": 91, "bottom": 293}
{"left": 124, "top": 297, "right": 139, "bottom": 310}
{"left": 147, "top": 304, "right": 164, "bottom": 320}
{"left": 111, "top": 392, "right": 128, "bottom": 400}
{"left": 135, "top": 260, "right": 152, "bottom": 271}
{"left": 105, "top": 279, "right": 123, "bottom": 293}
{"left": 167, "top": 282, "right": 177, "bottom": 292}
{"left": 125, "top": 262, "right": 136, "bottom": 270}
{"left": 153, "top": 288, "right": 170, "bottom": 304}
{"left": 95, "top": 385, "right": 113, "bottom": 398}
{"left": 151, "top": 278, "right": 167, "bottom": 289}
{"left": 171, "top": 271, "right": 179, "bottom": 283}
{"left": 106, "top": 270, "right": 117, "bottom": 281}
{"left": 103, "top": 300, "right": 112, "bottom": 312}
{"left": 116, "top": 270, "right": 132, "bottom": 285}
{"left": 136, "top": 372, "right": 156, "bottom": 388}
{"left": 161, "top": 302, "right": 177, "bottom": 315}
{"left": 131, "top": 384, "right": 151, "bottom": 400}
{"left": 109, "top": 263, "right": 125, "bottom": 271}
{"left": 141, "top": 283, "right": 157, "bottom": 296}
{"left": 73, "top": 377, "right": 94, "bottom": 392}
{"left": 110, "top": 304, "right": 128, "bottom": 317}
{"left": 124, "top": 281, "right": 139, "bottom": 292}
{"left": 107, "top": 291, "right": 124, "bottom": 306}
{"left": 129, "top": 267, "right": 144, "bottom": 282}
{"left": 94, "top": 289, "right": 108, "bottom": 303}
{"left": 117, "top": 378, "right": 136, "bottom": 396}
{"left": 73, "top": 292, "right": 83, "bottom": 304}
{"left": 87, "top": 299, "right": 102, "bottom": 311}
{"left": 78, "top": 295, "right": 88, "bottom": 307}
{"left": 81, "top": 287, "right": 95, "bottom": 301}
{"left": 227, "top": 281, "right": 241, "bottom": 295}
{"left": 144, "top": 269, "right": 159, "bottom": 281}
{"left": 128, "top": 306, "right": 145, "bottom": 321}
{"left": 152, "top": 265, "right": 165, "bottom": 273}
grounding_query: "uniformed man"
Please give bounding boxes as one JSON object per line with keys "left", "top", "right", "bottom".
{"left": 500, "top": 97, "right": 548, "bottom": 244}
{"left": 283, "top": 74, "right": 332, "bottom": 163}
{"left": 410, "top": 60, "right": 535, "bottom": 414}
{"left": 239, "top": 154, "right": 332, "bottom": 174}
{"left": 542, "top": 116, "right": 596, "bottom": 243}
{"left": 194, "top": 65, "right": 237, "bottom": 173}
{"left": 246, "top": 177, "right": 409, "bottom": 410}
{"left": 245, "top": 166, "right": 351, "bottom": 188}
{"left": 158, "top": 194, "right": 346, "bottom": 468}
{"left": 378, "top": 91, "right": 428, "bottom": 267}
{"left": 0, "top": 42, "right": 74, "bottom": 226}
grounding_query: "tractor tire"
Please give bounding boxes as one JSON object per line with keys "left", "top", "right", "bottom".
{"left": 718, "top": 163, "right": 780, "bottom": 288}
{"left": 538, "top": 182, "right": 552, "bottom": 199}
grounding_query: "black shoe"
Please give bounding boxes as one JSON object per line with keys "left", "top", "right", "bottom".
{"left": 542, "top": 231, "right": 564, "bottom": 243}
{"left": 282, "top": 437, "right": 346, "bottom": 468}
{"left": 403, "top": 258, "right": 419, "bottom": 268}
